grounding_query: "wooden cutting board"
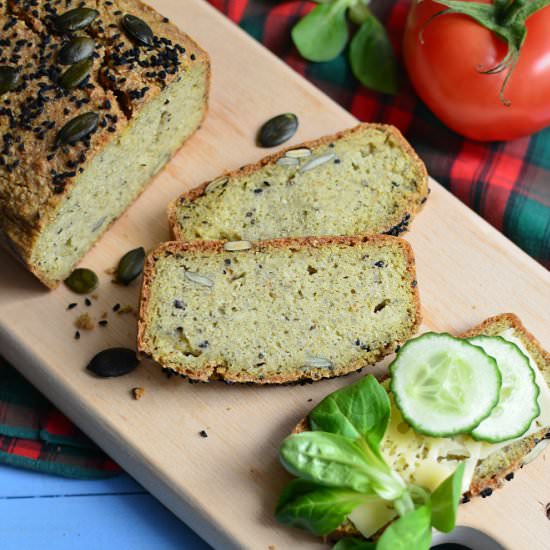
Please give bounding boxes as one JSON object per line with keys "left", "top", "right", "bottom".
{"left": 1, "top": 1, "right": 549, "bottom": 548}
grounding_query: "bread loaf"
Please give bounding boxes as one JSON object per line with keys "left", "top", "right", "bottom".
{"left": 0, "top": 0, "right": 209, "bottom": 287}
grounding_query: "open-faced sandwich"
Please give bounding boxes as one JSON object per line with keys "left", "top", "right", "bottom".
{"left": 275, "top": 314, "right": 550, "bottom": 548}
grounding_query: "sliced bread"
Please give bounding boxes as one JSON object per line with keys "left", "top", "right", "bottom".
{"left": 137, "top": 235, "right": 421, "bottom": 384}
{"left": 293, "top": 313, "right": 550, "bottom": 540}
{"left": 168, "top": 123, "right": 429, "bottom": 242}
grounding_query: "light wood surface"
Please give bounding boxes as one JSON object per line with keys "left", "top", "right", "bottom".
{"left": 1, "top": 1, "right": 549, "bottom": 548}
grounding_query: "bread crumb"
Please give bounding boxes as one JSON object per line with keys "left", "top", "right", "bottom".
{"left": 268, "top": 545, "right": 276, "bottom": 550}
{"left": 91, "top": 293, "right": 99, "bottom": 300}
{"left": 75, "top": 313, "right": 95, "bottom": 330}
{"left": 132, "top": 387, "right": 145, "bottom": 400}
{"left": 101, "top": 311, "right": 108, "bottom": 319}
{"left": 105, "top": 266, "right": 117, "bottom": 276}
{"left": 117, "top": 305, "right": 137, "bottom": 317}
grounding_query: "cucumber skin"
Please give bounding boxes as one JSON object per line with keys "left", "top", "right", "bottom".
{"left": 389, "top": 332, "right": 502, "bottom": 438}
{"left": 467, "top": 335, "right": 540, "bottom": 444}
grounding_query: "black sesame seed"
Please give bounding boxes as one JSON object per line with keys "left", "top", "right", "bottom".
{"left": 67, "top": 302, "right": 78, "bottom": 310}
{"left": 113, "top": 303, "right": 121, "bottom": 312}
{"left": 174, "top": 299, "right": 185, "bottom": 309}
{"left": 374, "top": 260, "right": 385, "bottom": 268}
{"left": 85, "top": 297, "right": 92, "bottom": 306}
{"left": 99, "top": 320, "right": 108, "bottom": 327}
{"left": 505, "top": 472, "right": 514, "bottom": 481}
{"left": 480, "top": 488, "right": 493, "bottom": 498}
{"left": 199, "top": 430, "right": 208, "bottom": 438}
{"left": 74, "top": 330, "right": 81, "bottom": 340}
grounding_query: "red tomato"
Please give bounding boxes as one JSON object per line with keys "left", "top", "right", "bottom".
{"left": 403, "top": 0, "right": 550, "bottom": 141}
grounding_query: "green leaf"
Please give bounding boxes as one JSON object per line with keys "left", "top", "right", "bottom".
{"left": 291, "top": 0, "right": 352, "bottom": 62}
{"left": 310, "top": 375, "right": 390, "bottom": 449}
{"left": 376, "top": 505, "right": 432, "bottom": 550}
{"left": 349, "top": 15, "right": 399, "bottom": 94}
{"left": 275, "top": 479, "right": 370, "bottom": 536}
{"left": 279, "top": 432, "right": 375, "bottom": 493}
{"left": 333, "top": 537, "right": 376, "bottom": 549}
{"left": 430, "top": 463, "right": 465, "bottom": 533}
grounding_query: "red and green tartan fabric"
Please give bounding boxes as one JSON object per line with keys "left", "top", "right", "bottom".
{"left": 0, "top": 358, "right": 120, "bottom": 478}
{"left": 0, "top": 0, "right": 549, "bottom": 479}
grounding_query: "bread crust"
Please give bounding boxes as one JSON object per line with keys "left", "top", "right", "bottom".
{"left": 167, "top": 123, "right": 429, "bottom": 240}
{"left": 0, "top": 0, "right": 211, "bottom": 288}
{"left": 291, "top": 313, "right": 550, "bottom": 540}
{"left": 138, "top": 234, "right": 422, "bottom": 384}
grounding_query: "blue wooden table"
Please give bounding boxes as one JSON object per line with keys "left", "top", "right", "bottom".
{"left": 0, "top": 465, "right": 211, "bottom": 549}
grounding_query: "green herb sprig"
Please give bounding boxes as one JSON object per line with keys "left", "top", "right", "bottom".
{"left": 275, "top": 375, "right": 465, "bottom": 549}
{"left": 291, "top": 0, "right": 398, "bottom": 94}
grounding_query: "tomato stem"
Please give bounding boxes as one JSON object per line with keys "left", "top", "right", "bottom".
{"left": 420, "top": 0, "right": 550, "bottom": 105}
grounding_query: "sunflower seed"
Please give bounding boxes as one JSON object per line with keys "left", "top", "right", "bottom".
{"left": 303, "top": 356, "right": 333, "bottom": 369}
{"left": 58, "top": 37, "right": 95, "bottom": 65}
{"left": 522, "top": 439, "right": 550, "bottom": 465}
{"left": 53, "top": 7, "right": 99, "bottom": 33}
{"left": 122, "top": 14, "right": 154, "bottom": 46}
{"left": 285, "top": 147, "right": 311, "bottom": 159}
{"left": 58, "top": 58, "right": 93, "bottom": 90}
{"left": 0, "top": 66, "right": 20, "bottom": 95}
{"left": 205, "top": 177, "right": 228, "bottom": 194}
{"left": 87, "top": 348, "right": 139, "bottom": 378}
{"left": 258, "top": 113, "right": 298, "bottom": 148}
{"left": 64, "top": 268, "right": 98, "bottom": 294}
{"left": 300, "top": 153, "right": 336, "bottom": 173}
{"left": 223, "top": 240, "right": 252, "bottom": 252}
{"left": 116, "top": 247, "right": 145, "bottom": 285}
{"left": 184, "top": 271, "right": 213, "bottom": 287}
{"left": 276, "top": 156, "right": 299, "bottom": 167}
{"left": 57, "top": 111, "right": 99, "bottom": 145}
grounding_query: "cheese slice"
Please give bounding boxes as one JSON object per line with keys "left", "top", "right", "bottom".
{"left": 348, "top": 330, "right": 550, "bottom": 538}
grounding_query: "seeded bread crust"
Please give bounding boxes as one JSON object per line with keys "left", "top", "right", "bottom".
{"left": 137, "top": 235, "right": 422, "bottom": 384}
{"left": 168, "top": 123, "right": 429, "bottom": 241}
{"left": 0, "top": 0, "right": 210, "bottom": 287}
{"left": 292, "top": 313, "right": 550, "bottom": 540}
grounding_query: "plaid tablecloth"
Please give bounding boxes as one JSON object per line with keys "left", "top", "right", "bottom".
{"left": 1, "top": 0, "right": 549, "bottom": 478}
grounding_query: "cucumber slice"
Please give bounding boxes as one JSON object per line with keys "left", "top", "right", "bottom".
{"left": 468, "top": 336, "right": 540, "bottom": 443}
{"left": 390, "top": 333, "right": 501, "bottom": 437}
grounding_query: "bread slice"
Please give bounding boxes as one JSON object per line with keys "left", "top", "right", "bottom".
{"left": 137, "top": 235, "right": 421, "bottom": 384}
{"left": 293, "top": 313, "right": 550, "bottom": 540}
{"left": 0, "top": 0, "right": 209, "bottom": 288}
{"left": 168, "top": 123, "right": 428, "bottom": 242}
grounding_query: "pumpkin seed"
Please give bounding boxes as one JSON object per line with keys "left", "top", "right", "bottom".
{"left": 57, "top": 111, "right": 99, "bottom": 145}
{"left": 64, "top": 268, "right": 98, "bottom": 294}
{"left": 300, "top": 153, "right": 336, "bottom": 173}
{"left": 58, "top": 58, "right": 93, "bottom": 90}
{"left": 258, "top": 113, "right": 298, "bottom": 148}
{"left": 122, "top": 14, "right": 154, "bottom": 46}
{"left": 285, "top": 147, "right": 311, "bottom": 159}
{"left": 116, "top": 247, "right": 145, "bottom": 285}
{"left": 0, "top": 66, "right": 20, "bottom": 95}
{"left": 87, "top": 348, "right": 139, "bottom": 378}
{"left": 276, "top": 156, "right": 299, "bottom": 167}
{"left": 53, "top": 7, "right": 99, "bottom": 33}
{"left": 303, "top": 356, "right": 333, "bottom": 369}
{"left": 184, "top": 271, "right": 213, "bottom": 287}
{"left": 58, "top": 37, "right": 95, "bottom": 65}
{"left": 205, "top": 177, "right": 228, "bottom": 194}
{"left": 223, "top": 240, "right": 252, "bottom": 252}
